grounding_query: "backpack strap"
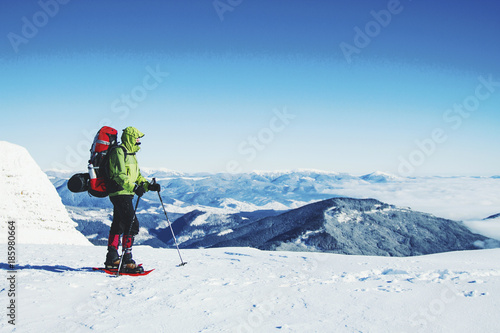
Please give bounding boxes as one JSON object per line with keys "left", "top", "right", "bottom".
{"left": 110, "top": 145, "right": 135, "bottom": 156}
{"left": 101, "top": 145, "right": 130, "bottom": 194}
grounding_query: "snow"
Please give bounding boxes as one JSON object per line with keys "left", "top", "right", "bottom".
{"left": 3, "top": 244, "right": 500, "bottom": 332}
{"left": 191, "top": 213, "right": 210, "bottom": 226}
{"left": 324, "top": 206, "right": 364, "bottom": 224}
{"left": 0, "top": 141, "right": 90, "bottom": 246}
{"left": 140, "top": 167, "right": 185, "bottom": 178}
{"left": 135, "top": 227, "right": 155, "bottom": 243}
{"left": 250, "top": 168, "right": 340, "bottom": 178}
{"left": 360, "top": 171, "right": 404, "bottom": 183}
{"left": 218, "top": 229, "right": 234, "bottom": 236}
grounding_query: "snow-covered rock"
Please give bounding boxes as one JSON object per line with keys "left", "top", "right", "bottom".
{"left": 0, "top": 141, "right": 91, "bottom": 246}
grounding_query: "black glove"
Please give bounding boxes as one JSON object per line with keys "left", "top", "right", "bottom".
{"left": 134, "top": 184, "right": 146, "bottom": 197}
{"left": 148, "top": 182, "right": 161, "bottom": 192}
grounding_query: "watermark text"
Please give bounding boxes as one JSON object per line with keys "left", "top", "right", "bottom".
{"left": 7, "top": 220, "right": 17, "bottom": 325}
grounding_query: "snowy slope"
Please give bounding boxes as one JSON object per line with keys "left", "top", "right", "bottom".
{"left": 3, "top": 244, "right": 500, "bottom": 332}
{"left": 0, "top": 141, "right": 90, "bottom": 245}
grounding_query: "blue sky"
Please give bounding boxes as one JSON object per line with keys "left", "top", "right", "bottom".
{"left": 1, "top": 0, "right": 499, "bottom": 176}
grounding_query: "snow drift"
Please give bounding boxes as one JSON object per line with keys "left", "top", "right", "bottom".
{"left": 0, "top": 141, "right": 91, "bottom": 246}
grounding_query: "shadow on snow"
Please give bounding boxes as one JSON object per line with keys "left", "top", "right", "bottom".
{"left": 0, "top": 263, "right": 94, "bottom": 273}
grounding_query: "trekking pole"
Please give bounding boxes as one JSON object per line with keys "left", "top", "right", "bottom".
{"left": 153, "top": 178, "right": 187, "bottom": 267}
{"left": 116, "top": 194, "right": 141, "bottom": 276}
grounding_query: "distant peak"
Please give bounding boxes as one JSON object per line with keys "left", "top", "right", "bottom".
{"left": 360, "top": 171, "right": 402, "bottom": 183}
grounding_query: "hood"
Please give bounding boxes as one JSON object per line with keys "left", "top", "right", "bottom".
{"left": 121, "top": 126, "right": 144, "bottom": 153}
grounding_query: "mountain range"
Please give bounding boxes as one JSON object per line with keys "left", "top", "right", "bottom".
{"left": 45, "top": 168, "right": 499, "bottom": 256}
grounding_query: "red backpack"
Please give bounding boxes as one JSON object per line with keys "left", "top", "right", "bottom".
{"left": 87, "top": 126, "right": 119, "bottom": 197}
{"left": 68, "top": 126, "right": 128, "bottom": 197}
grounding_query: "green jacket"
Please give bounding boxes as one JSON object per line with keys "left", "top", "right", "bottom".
{"left": 108, "top": 127, "right": 149, "bottom": 197}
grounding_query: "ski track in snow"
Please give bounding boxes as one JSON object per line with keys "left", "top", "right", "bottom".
{"left": 2, "top": 244, "right": 499, "bottom": 333}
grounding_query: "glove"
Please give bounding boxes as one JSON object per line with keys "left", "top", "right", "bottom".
{"left": 148, "top": 182, "right": 161, "bottom": 192}
{"left": 134, "top": 184, "right": 146, "bottom": 197}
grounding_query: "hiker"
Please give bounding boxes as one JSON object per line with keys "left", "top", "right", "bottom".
{"left": 104, "top": 126, "right": 160, "bottom": 273}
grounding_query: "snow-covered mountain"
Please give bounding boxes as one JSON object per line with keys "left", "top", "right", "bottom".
{"left": 182, "top": 197, "right": 492, "bottom": 256}
{"left": 47, "top": 168, "right": 371, "bottom": 248}
{"left": 152, "top": 209, "right": 285, "bottom": 249}
{"left": 0, "top": 142, "right": 90, "bottom": 245}
{"left": 47, "top": 168, "right": 373, "bottom": 211}
{"left": 359, "top": 171, "right": 404, "bottom": 183}
{"left": 47, "top": 167, "right": 500, "bottom": 253}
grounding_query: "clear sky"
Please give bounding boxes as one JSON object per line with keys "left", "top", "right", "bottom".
{"left": 1, "top": 0, "right": 499, "bottom": 176}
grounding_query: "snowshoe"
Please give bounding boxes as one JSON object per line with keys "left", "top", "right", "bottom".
{"left": 93, "top": 265, "right": 153, "bottom": 276}
{"left": 120, "top": 264, "right": 145, "bottom": 274}
{"left": 120, "top": 252, "right": 144, "bottom": 273}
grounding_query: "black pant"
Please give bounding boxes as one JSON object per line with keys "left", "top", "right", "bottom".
{"left": 109, "top": 195, "right": 139, "bottom": 236}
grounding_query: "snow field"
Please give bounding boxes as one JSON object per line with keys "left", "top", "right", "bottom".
{"left": 4, "top": 244, "right": 500, "bottom": 332}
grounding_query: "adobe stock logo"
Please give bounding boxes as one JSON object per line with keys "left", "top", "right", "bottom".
{"left": 226, "top": 107, "right": 296, "bottom": 174}
{"left": 7, "top": 0, "right": 70, "bottom": 53}
{"left": 111, "top": 65, "right": 169, "bottom": 120}
{"left": 398, "top": 75, "right": 499, "bottom": 176}
{"left": 213, "top": 0, "right": 243, "bottom": 22}
{"left": 339, "top": 0, "right": 404, "bottom": 64}
{"left": 52, "top": 64, "right": 168, "bottom": 171}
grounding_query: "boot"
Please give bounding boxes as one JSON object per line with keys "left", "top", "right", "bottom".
{"left": 104, "top": 234, "right": 121, "bottom": 268}
{"left": 104, "top": 247, "right": 120, "bottom": 268}
{"left": 121, "top": 235, "right": 144, "bottom": 273}
{"left": 120, "top": 251, "right": 144, "bottom": 273}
